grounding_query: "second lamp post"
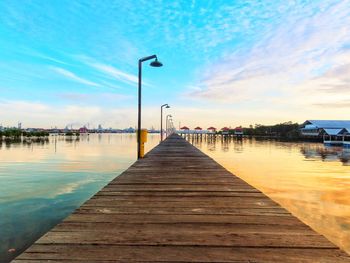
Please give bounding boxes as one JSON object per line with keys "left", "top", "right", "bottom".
{"left": 166, "top": 114, "right": 172, "bottom": 138}
{"left": 160, "top": 104, "right": 170, "bottom": 141}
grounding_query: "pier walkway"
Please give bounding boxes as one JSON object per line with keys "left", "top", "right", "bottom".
{"left": 14, "top": 134, "right": 350, "bottom": 262}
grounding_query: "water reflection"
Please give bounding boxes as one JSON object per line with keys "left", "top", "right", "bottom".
{"left": 190, "top": 136, "right": 350, "bottom": 254}
{"left": 0, "top": 134, "right": 159, "bottom": 262}
{"left": 301, "top": 146, "right": 350, "bottom": 165}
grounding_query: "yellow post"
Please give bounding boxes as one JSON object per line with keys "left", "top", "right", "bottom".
{"left": 140, "top": 129, "right": 148, "bottom": 158}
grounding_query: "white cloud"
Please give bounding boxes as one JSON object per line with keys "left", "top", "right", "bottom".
{"left": 51, "top": 66, "right": 101, "bottom": 87}
{"left": 88, "top": 62, "right": 138, "bottom": 85}
{"left": 74, "top": 55, "right": 139, "bottom": 86}
{"left": 56, "top": 92, "right": 131, "bottom": 102}
{"left": 186, "top": 0, "right": 350, "bottom": 111}
{"left": 37, "top": 54, "right": 67, "bottom": 65}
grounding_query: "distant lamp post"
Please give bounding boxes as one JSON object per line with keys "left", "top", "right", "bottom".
{"left": 161, "top": 104, "right": 170, "bottom": 141}
{"left": 168, "top": 119, "right": 174, "bottom": 135}
{"left": 166, "top": 114, "right": 172, "bottom": 138}
{"left": 137, "top": 55, "right": 163, "bottom": 159}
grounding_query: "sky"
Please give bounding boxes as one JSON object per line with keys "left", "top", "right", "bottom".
{"left": 0, "top": 0, "right": 350, "bottom": 129}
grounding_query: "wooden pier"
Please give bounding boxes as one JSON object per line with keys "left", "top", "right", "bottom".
{"left": 14, "top": 134, "right": 350, "bottom": 262}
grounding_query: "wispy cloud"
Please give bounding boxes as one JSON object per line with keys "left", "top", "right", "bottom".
{"left": 314, "top": 101, "right": 350, "bottom": 108}
{"left": 56, "top": 92, "right": 131, "bottom": 102}
{"left": 88, "top": 62, "right": 138, "bottom": 84}
{"left": 51, "top": 66, "right": 101, "bottom": 87}
{"left": 73, "top": 55, "right": 140, "bottom": 87}
{"left": 36, "top": 54, "right": 67, "bottom": 65}
{"left": 185, "top": 1, "right": 350, "bottom": 109}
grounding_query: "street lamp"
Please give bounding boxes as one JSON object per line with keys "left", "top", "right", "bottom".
{"left": 166, "top": 114, "right": 172, "bottom": 138}
{"left": 168, "top": 119, "right": 174, "bottom": 135}
{"left": 160, "top": 104, "right": 170, "bottom": 142}
{"left": 171, "top": 121, "right": 175, "bottom": 135}
{"left": 137, "top": 55, "right": 163, "bottom": 159}
{"left": 170, "top": 119, "right": 174, "bottom": 134}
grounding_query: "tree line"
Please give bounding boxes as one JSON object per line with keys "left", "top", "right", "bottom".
{"left": 243, "top": 121, "right": 301, "bottom": 139}
{"left": 0, "top": 128, "right": 49, "bottom": 138}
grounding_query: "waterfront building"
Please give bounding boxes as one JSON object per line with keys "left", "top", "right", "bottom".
{"left": 123, "top": 127, "right": 135, "bottom": 133}
{"left": 300, "top": 120, "right": 350, "bottom": 146}
{"left": 207, "top": 127, "right": 217, "bottom": 134}
{"left": 79, "top": 126, "right": 88, "bottom": 133}
{"left": 179, "top": 126, "right": 190, "bottom": 134}
{"left": 221, "top": 127, "right": 230, "bottom": 135}
{"left": 234, "top": 126, "right": 243, "bottom": 136}
{"left": 301, "top": 120, "right": 350, "bottom": 136}
{"left": 194, "top": 126, "right": 203, "bottom": 134}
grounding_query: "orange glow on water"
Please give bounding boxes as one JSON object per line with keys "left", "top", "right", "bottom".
{"left": 191, "top": 137, "right": 350, "bottom": 254}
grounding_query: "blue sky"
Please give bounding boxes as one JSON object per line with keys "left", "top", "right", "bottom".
{"left": 0, "top": 0, "right": 350, "bottom": 129}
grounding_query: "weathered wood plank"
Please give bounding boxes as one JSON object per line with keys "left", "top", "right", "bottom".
{"left": 95, "top": 191, "right": 266, "bottom": 197}
{"left": 14, "top": 134, "right": 350, "bottom": 262}
{"left": 74, "top": 206, "right": 291, "bottom": 215}
{"left": 34, "top": 230, "right": 334, "bottom": 248}
{"left": 14, "top": 245, "right": 350, "bottom": 262}
{"left": 63, "top": 213, "right": 308, "bottom": 225}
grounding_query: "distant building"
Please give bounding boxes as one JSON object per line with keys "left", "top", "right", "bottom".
{"left": 221, "top": 127, "right": 230, "bottom": 135}
{"left": 300, "top": 120, "right": 350, "bottom": 147}
{"left": 79, "top": 127, "right": 88, "bottom": 133}
{"left": 179, "top": 126, "right": 190, "bottom": 134}
{"left": 300, "top": 120, "right": 350, "bottom": 137}
{"left": 234, "top": 127, "right": 243, "bottom": 136}
{"left": 97, "top": 124, "right": 103, "bottom": 133}
{"left": 123, "top": 127, "right": 135, "bottom": 133}
{"left": 207, "top": 127, "right": 217, "bottom": 133}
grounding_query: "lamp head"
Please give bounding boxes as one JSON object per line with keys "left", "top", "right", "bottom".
{"left": 150, "top": 58, "right": 163, "bottom": 67}
{"left": 166, "top": 105, "right": 170, "bottom": 109}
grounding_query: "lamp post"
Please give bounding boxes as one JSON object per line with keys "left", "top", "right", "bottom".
{"left": 161, "top": 104, "right": 170, "bottom": 142}
{"left": 137, "top": 55, "right": 163, "bottom": 159}
{"left": 166, "top": 114, "right": 172, "bottom": 138}
{"left": 170, "top": 119, "right": 174, "bottom": 134}
{"left": 168, "top": 119, "right": 174, "bottom": 135}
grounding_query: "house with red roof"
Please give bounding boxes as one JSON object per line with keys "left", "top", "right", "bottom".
{"left": 234, "top": 126, "right": 243, "bottom": 136}
{"left": 207, "top": 126, "right": 217, "bottom": 132}
{"left": 221, "top": 127, "right": 230, "bottom": 135}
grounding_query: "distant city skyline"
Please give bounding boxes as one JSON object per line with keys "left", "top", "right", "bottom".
{"left": 1, "top": 1, "right": 350, "bottom": 128}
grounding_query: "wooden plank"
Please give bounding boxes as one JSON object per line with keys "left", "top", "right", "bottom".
{"left": 63, "top": 213, "right": 308, "bottom": 225}
{"left": 33, "top": 231, "right": 333, "bottom": 248}
{"left": 14, "top": 134, "right": 350, "bottom": 262}
{"left": 74, "top": 206, "right": 291, "bottom": 215}
{"left": 95, "top": 191, "right": 266, "bottom": 197}
{"left": 14, "top": 245, "right": 350, "bottom": 262}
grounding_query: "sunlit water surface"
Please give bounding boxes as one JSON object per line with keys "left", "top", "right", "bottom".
{"left": 0, "top": 133, "right": 159, "bottom": 262}
{"left": 190, "top": 136, "right": 350, "bottom": 254}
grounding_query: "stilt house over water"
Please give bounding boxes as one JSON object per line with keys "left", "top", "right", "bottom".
{"left": 300, "top": 120, "right": 350, "bottom": 147}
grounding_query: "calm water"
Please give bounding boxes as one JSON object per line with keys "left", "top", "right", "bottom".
{"left": 2, "top": 134, "right": 350, "bottom": 262}
{"left": 0, "top": 133, "right": 159, "bottom": 262}
{"left": 190, "top": 136, "right": 350, "bottom": 254}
